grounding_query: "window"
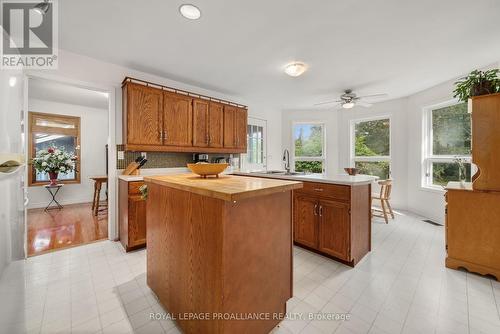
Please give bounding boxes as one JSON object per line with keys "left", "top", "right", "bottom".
{"left": 351, "top": 117, "right": 391, "bottom": 179}
{"left": 244, "top": 118, "right": 267, "bottom": 171}
{"left": 29, "top": 112, "right": 81, "bottom": 186}
{"left": 292, "top": 123, "right": 325, "bottom": 174}
{"left": 423, "top": 101, "right": 471, "bottom": 189}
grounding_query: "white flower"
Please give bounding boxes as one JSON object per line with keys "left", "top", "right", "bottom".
{"left": 65, "top": 159, "right": 72, "bottom": 164}
{"left": 60, "top": 166, "right": 66, "bottom": 171}
{"left": 58, "top": 155, "right": 64, "bottom": 160}
{"left": 42, "top": 162, "right": 47, "bottom": 167}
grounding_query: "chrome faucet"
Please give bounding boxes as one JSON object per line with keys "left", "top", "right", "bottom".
{"left": 282, "top": 149, "right": 290, "bottom": 173}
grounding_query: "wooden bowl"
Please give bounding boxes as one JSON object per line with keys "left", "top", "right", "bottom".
{"left": 344, "top": 167, "right": 358, "bottom": 176}
{"left": 187, "top": 163, "right": 229, "bottom": 178}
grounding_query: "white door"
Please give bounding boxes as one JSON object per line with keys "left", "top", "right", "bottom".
{"left": 241, "top": 117, "right": 267, "bottom": 171}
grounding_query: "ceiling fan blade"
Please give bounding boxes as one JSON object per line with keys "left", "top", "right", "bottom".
{"left": 356, "top": 101, "right": 373, "bottom": 108}
{"left": 314, "top": 99, "right": 342, "bottom": 106}
{"left": 356, "top": 93, "right": 388, "bottom": 99}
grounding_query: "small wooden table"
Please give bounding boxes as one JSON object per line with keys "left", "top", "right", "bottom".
{"left": 44, "top": 184, "right": 63, "bottom": 211}
{"left": 90, "top": 176, "right": 108, "bottom": 216}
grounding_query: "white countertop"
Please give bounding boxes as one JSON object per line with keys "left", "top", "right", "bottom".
{"left": 233, "top": 170, "right": 378, "bottom": 185}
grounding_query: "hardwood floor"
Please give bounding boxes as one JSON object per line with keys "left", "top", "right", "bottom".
{"left": 27, "top": 202, "right": 108, "bottom": 256}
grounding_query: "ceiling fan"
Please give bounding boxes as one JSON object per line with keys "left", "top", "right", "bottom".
{"left": 315, "top": 90, "right": 388, "bottom": 109}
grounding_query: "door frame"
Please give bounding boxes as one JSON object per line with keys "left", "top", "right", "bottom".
{"left": 23, "top": 73, "right": 118, "bottom": 256}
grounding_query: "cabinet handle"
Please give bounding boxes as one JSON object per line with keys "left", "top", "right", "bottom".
{"left": 313, "top": 204, "right": 318, "bottom": 216}
{"left": 319, "top": 205, "right": 323, "bottom": 217}
{"left": 164, "top": 130, "right": 167, "bottom": 140}
{"left": 314, "top": 188, "right": 324, "bottom": 192}
{"left": 206, "top": 134, "right": 209, "bottom": 144}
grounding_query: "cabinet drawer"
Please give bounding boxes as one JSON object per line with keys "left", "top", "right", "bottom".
{"left": 296, "top": 182, "right": 350, "bottom": 201}
{"left": 128, "top": 181, "right": 145, "bottom": 195}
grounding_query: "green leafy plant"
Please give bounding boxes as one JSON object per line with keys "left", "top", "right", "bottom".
{"left": 32, "top": 146, "right": 76, "bottom": 175}
{"left": 453, "top": 69, "right": 500, "bottom": 102}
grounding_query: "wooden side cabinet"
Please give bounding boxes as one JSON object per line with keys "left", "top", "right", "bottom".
{"left": 223, "top": 106, "right": 247, "bottom": 150}
{"left": 445, "top": 186, "right": 500, "bottom": 279}
{"left": 293, "top": 182, "right": 371, "bottom": 266}
{"left": 119, "top": 179, "right": 147, "bottom": 252}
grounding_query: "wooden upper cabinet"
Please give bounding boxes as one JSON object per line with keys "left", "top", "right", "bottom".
{"left": 124, "top": 83, "right": 163, "bottom": 146}
{"left": 293, "top": 195, "right": 318, "bottom": 249}
{"left": 208, "top": 102, "right": 224, "bottom": 148}
{"left": 318, "top": 200, "right": 350, "bottom": 261}
{"left": 122, "top": 78, "right": 247, "bottom": 153}
{"left": 193, "top": 99, "right": 209, "bottom": 147}
{"left": 223, "top": 106, "right": 236, "bottom": 148}
{"left": 163, "top": 92, "right": 193, "bottom": 146}
{"left": 235, "top": 107, "right": 248, "bottom": 150}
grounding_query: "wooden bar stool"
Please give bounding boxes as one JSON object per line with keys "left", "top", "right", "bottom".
{"left": 90, "top": 176, "right": 108, "bottom": 216}
{"left": 371, "top": 179, "right": 394, "bottom": 224}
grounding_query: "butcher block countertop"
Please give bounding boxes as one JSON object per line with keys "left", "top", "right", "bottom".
{"left": 143, "top": 173, "right": 303, "bottom": 202}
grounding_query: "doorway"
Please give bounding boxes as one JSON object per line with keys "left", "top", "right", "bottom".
{"left": 25, "top": 77, "right": 111, "bottom": 256}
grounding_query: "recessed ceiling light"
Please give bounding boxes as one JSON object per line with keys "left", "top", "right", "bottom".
{"left": 284, "top": 62, "right": 307, "bottom": 77}
{"left": 9, "top": 76, "right": 17, "bottom": 87}
{"left": 179, "top": 4, "right": 201, "bottom": 20}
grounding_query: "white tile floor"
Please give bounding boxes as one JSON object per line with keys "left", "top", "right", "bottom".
{"left": 1, "top": 211, "right": 499, "bottom": 334}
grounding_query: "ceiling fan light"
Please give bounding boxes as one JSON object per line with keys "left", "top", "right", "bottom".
{"left": 342, "top": 102, "right": 355, "bottom": 109}
{"left": 284, "top": 62, "right": 307, "bottom": 77}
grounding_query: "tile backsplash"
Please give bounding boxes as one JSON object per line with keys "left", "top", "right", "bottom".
{"left": 116, "top": 145, "right": 237, "bottom": 169}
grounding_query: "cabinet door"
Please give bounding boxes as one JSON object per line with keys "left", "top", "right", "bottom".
{"left": 293, "top": 195, "right": 318, "bottom": 248}
{"left": 128, "top": 195, "right": 147, "bottom": 248}
{"left": 163, "top": 92, "right": 193, "bottom": 146}
{"left": 235, "top": 107, "right": 248, "bottom": 149}
{"left": 318, "top": 200, "right": 350, "bottom": 261}
{"left": 126, "top": 83, "right": 163, "bottom": 145}
{"left": 209, "top": 102, "right": 224, "bottom": 148}
{"left": 193, "top": 99, "right": 209, "bottom": 147}
{"left": 223, "top": 106, "right": 236, "bottom": 148}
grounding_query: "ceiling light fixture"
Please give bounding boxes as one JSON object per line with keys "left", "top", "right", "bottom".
{"left": 342, "top": 102, "right": 355, "bottom": 109}
{"left": 179, "top": 4, "right": 201, "bottom": 20}
{"left": 34, "top": 0, "right": 50, "bottom": 15}
{"left": 284, "top": 62, "right": 307, "bottom": 77}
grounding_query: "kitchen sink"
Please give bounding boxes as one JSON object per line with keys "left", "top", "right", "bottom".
{"left": 260, "top": 170, "right": 306, "bottom": 176}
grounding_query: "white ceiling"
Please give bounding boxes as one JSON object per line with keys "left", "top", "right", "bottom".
{"left": 29, "top": 78, "right": 109, "bottom": 109}
{"left": 59, "top": 0, "right": 500, "bottom": 110}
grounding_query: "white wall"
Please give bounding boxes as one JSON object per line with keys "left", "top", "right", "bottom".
{"left": 281, "top": 99, "right": 409, "bottom": 209}
{"left": 0, "top": 67, "right": 24, "bottom": 277}
{"left": 27, "top": 99, "right": 108, "bottom": 209}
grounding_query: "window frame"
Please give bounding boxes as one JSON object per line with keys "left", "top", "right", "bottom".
{"left": 28, "top": 111, "right": 81, "bottom": 186}
{"left": 242, "top": 117, "right": 267, "bottom": 171}
{"left": 291, "top": 121, "right": 326, "bottom": 174}
{"left": 350, "top": 115, "right": 392, "bottom": 179}
{"left": 421, "top": 99, "right": 471, "bottom": 192}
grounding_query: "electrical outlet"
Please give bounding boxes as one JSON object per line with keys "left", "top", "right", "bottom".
{"left": 141, "top": 152, "right": 147, "bottom": 159}
{"left": 117, "top": 151, "right": 124, "bottom": 160}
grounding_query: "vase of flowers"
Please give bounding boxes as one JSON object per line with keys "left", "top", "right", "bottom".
{"left": 32, "top": 146, "right": 77, "bottom": 185}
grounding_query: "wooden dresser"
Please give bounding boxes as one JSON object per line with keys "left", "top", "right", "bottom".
{"left": 445, "top": 93, "right": 500, "bottom": 279}
{"left": 119, "top": 179, "right": 147, "bottom": 251}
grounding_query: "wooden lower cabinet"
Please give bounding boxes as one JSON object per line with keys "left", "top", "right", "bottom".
{"left": 445, "top": 186, "right": 500, "bottom": 279}
{"left": 119, "top": 180, "right": 147, "bottom": 251}
{"left": 293, "top": 182, "right": 371, "bottom": 266}
{"left": 317, "top": 200, "right": 350, "bottom": 261}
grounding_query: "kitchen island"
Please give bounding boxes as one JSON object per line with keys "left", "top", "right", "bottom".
{"left": 143, "top": 174, "right": 302, "bottom": 334}
{"left": 234, "top": 171, "right": 377, "bottom": 266}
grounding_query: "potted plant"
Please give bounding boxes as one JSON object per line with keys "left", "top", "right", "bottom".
{"left": 32, "top": 146, "right": 77, "bottom": 185}
{"left": 453, "top": 69, "right": 500, "bottom": 102}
